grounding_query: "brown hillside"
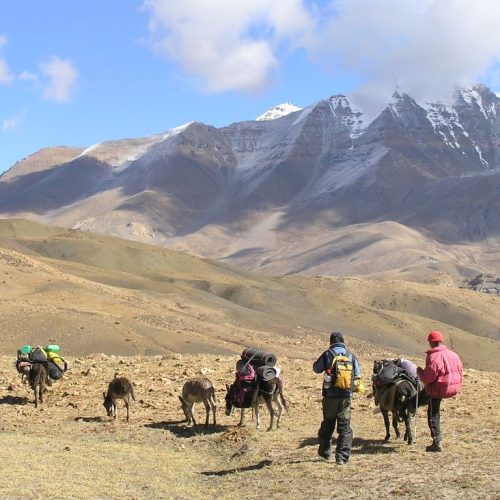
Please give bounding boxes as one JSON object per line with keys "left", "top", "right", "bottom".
{"left": 0, "top": 218, "right": 498, "bottom": 371}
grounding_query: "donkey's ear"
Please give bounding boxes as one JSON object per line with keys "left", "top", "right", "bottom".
{"left": 225, "top": 384, "right": 230, "bottom": 391}
{"left": 103, "top": 392, "right": 106, "bottom": 400}
{"left": 178, "top": 395, "right": 184, "bottom": 404}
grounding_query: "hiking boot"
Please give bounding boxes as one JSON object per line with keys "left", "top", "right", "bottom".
{"left": 318, "top": 439, "right": 332, "bottom": 460}
{"left": 426, "top": 442, "right": 443, "bottom": 452}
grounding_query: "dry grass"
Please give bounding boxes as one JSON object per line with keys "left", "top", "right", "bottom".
{"left": 1, "top": 345, "right": 498, "bottom": 499}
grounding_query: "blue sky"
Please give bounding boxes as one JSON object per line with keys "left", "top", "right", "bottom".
{"left": 1, "top": 0, "right": 499, "bottom": 174}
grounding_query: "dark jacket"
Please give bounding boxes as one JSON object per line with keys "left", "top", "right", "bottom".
{"left": 313, "top": 342, "right": 361, "bottom": 398}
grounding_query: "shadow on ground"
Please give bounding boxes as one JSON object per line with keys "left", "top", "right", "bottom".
{"left": 0, "top": 395, "right": 28, "bottom": 405}
{"left": 144, "top": 420, "right": 230, "bottom": 437}
{"left": 200, "top": 459, "right": 273, "bottom": 476}
{"left": 201, "top": 457, "right": 321, "bottom": 477}
{"left": 352, "top": 437, "right": 397, "bottom": 454}
{"left": 74, "top": 416, "right": 104, "bottom": 423}
{"left": 298, "top": 436, "right": 396, "bottom": 454}
{"left": 298, "top": 436, "right": 318, "bottom": 448}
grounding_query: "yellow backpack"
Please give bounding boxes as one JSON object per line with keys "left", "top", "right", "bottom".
{"left": 330, "top": 354, "right": 354, "bottom": 390}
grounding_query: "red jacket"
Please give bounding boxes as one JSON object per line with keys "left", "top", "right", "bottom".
{"left": 417, "top": 345, "right": 463, "bottom": 399}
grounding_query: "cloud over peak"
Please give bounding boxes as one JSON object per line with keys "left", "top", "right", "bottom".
{"left": 143, "top": 0, "right": 315, "bottom": 93}
{"left": 143, "top": 0, "right": 500, "bottom": 99}
{"left": 40, "top": 56, "right": 79, "bottom": 103}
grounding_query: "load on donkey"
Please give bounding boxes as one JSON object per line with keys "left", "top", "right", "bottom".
{"left": 371, "top": 358, "right": 427, "bottom": 444}
{"left": 225, "top": 347, "right": 288, "bottom": 431}
{"left": 16, "top": 344, "right": 68, "bottom": 385}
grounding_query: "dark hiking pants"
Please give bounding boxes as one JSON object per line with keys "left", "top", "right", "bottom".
{"left": 427, "top": 397, "right": 442, "bottom": 443}
{"left": 318, "top": 397, "right": 353, "bottom": 461}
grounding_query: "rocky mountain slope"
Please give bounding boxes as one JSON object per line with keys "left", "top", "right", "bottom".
{"left": 1, "top": 85, "right": 499, "bottom": 282}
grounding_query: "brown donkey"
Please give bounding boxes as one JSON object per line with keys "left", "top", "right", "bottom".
{"left": 30, "top": 362, "right": 48, "bottom": 408}
{"left": 179, "top": 378, "right": 217, "bottom": 428}
{"left": 103, "top": 376, "right": 135, "bottom": 422}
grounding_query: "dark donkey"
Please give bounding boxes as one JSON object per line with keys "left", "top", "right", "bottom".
{"left": 225, "top": 377, "right": 287, "bottom": 431}
{"left": 372, "top": 360, "right": 427, "bottom": 445}
{"left": 103, "top": 376, "right": 135, "bottom": 422}
{"left": 30, "top": 362, "right": 48, "bottom": 408}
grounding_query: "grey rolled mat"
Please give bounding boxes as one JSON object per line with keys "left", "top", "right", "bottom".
{"left": 256, "top": 365, "right": 277, "bottom": 382}
{"left": 241, "top": 347, "right": 276, "bottom": 367}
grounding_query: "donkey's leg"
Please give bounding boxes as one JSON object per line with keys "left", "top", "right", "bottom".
{"left": 265, "top": 397, "right": 275, "bottom": 432}
{"left": 392, "top": 412, "right": 400, "bottom": 439}
{"left": 382, "top": 409, "right": 391, "bottom": 440}
{"left": 275, "top": 395, "right": 284, "bottom": 429}
{"left": 210, "top": 394, "right": 217, "bottom": 426}
{"left": 255, "top": 402, "right": 262, "bottom": 429}
{"left": 189, "top": 402, "right": 197, "bottom": 427}
{"left": 124, "top": 400, "right": 130, "bottom": 422}
{"left": 238, "top": 408, "right": 245, "bottom": 427}
{"left": 203, "top": 400, "right": 210, "bottom": 428}
{"left": 404, "top": 411, "right": 413, "bottom": 444}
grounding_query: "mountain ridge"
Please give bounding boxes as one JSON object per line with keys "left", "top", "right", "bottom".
{"left": 1, "top": 84, "right": 499, "bottom": 282}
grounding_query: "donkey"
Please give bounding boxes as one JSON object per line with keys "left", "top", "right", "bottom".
{"left": 225, "top": 377, "right": 287, "bottom": 431}
{"left": 372, "top": 360, "right": 427, "bottom": 445}
{"left": 178, "top": 378, "right": 216, "bottom": 428}
{"left": 29, "top": 362, "right": 48, "bottom": 408}
{"left": 103, "top": 376, "right": 135, "bottom": 422}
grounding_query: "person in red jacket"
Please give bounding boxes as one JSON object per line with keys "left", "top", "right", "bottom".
{"left": 417, "top": 330, "right": 463, "bottom": 452}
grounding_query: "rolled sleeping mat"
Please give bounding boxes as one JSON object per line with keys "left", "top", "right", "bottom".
{"left": 256, "top": 365, "right": 281, "bottom": 382}
{"left": 241, "top": 347, "right": 276, "bottom": 367}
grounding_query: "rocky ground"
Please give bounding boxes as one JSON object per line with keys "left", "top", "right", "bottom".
{"left": 1, "top": 338, "right": 498, "bottom": 499}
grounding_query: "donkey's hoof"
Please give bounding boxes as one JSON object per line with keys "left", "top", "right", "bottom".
{"left": 384, "top": 435, "right": 390, "bottom": 441}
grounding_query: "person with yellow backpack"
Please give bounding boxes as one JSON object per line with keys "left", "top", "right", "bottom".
{"left": 313, "top": 331, "right": 362, "bottom": 465}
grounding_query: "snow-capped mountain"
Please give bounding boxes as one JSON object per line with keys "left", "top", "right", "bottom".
{"left": 256, "top": 102, "right": 302, "bottom": 121}
{"left": 1, "top": 84, "right": 499, "bottom": 280}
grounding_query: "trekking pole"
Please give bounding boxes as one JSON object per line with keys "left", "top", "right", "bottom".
{"left": 413, "top": 382, "right": 419, "bottom": 442}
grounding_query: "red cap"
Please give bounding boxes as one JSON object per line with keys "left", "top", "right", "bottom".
{"left": 428, "top": 330, "right": 443, "bottom": 343}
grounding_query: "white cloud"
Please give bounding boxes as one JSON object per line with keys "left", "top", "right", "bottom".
{"left": 0, "top": 58, "right": 13, "bottom": 84}
{"left": 315, "top": 0, "right": 500, "bottom": 102}
{"left": 142, "top": 0, "right": 500, "bottom": 99}
{"left": 142, "top": 0, "right": 316, "bottom": 93}
{"left": 2, "top": 110, "right": 26, "bottom": 131}
{"left": 0, "top": 34, "right": 13, "bottom": 84}
{"left": 39, "top": 56, "right": 78, "bottom": 102}
{"left": 19, "top": 70, "right": 39, "bottom": 85}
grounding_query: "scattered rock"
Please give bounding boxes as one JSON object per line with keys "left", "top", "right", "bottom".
{"left": 197, "top": 368, "right": 213, "bottom": 375}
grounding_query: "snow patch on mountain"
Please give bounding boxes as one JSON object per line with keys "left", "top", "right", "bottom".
{"left": 69, "top": 122, "right": 196, "bottom": 173}
{"left": 256, "top": 103, "right": 301, "bottom": 121}
{"left": 328, "top": 95, "right": 366, "bottom": 138}
{"left": 460, "top": 87, "right": 487, "bottom": 118}
{"left": 424, "top": 103, "right": 463, "bottom": 149}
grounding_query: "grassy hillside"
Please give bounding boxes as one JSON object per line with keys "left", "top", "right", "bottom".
{"left": 0, "top": 218, "right": 498, "bottom": 370}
